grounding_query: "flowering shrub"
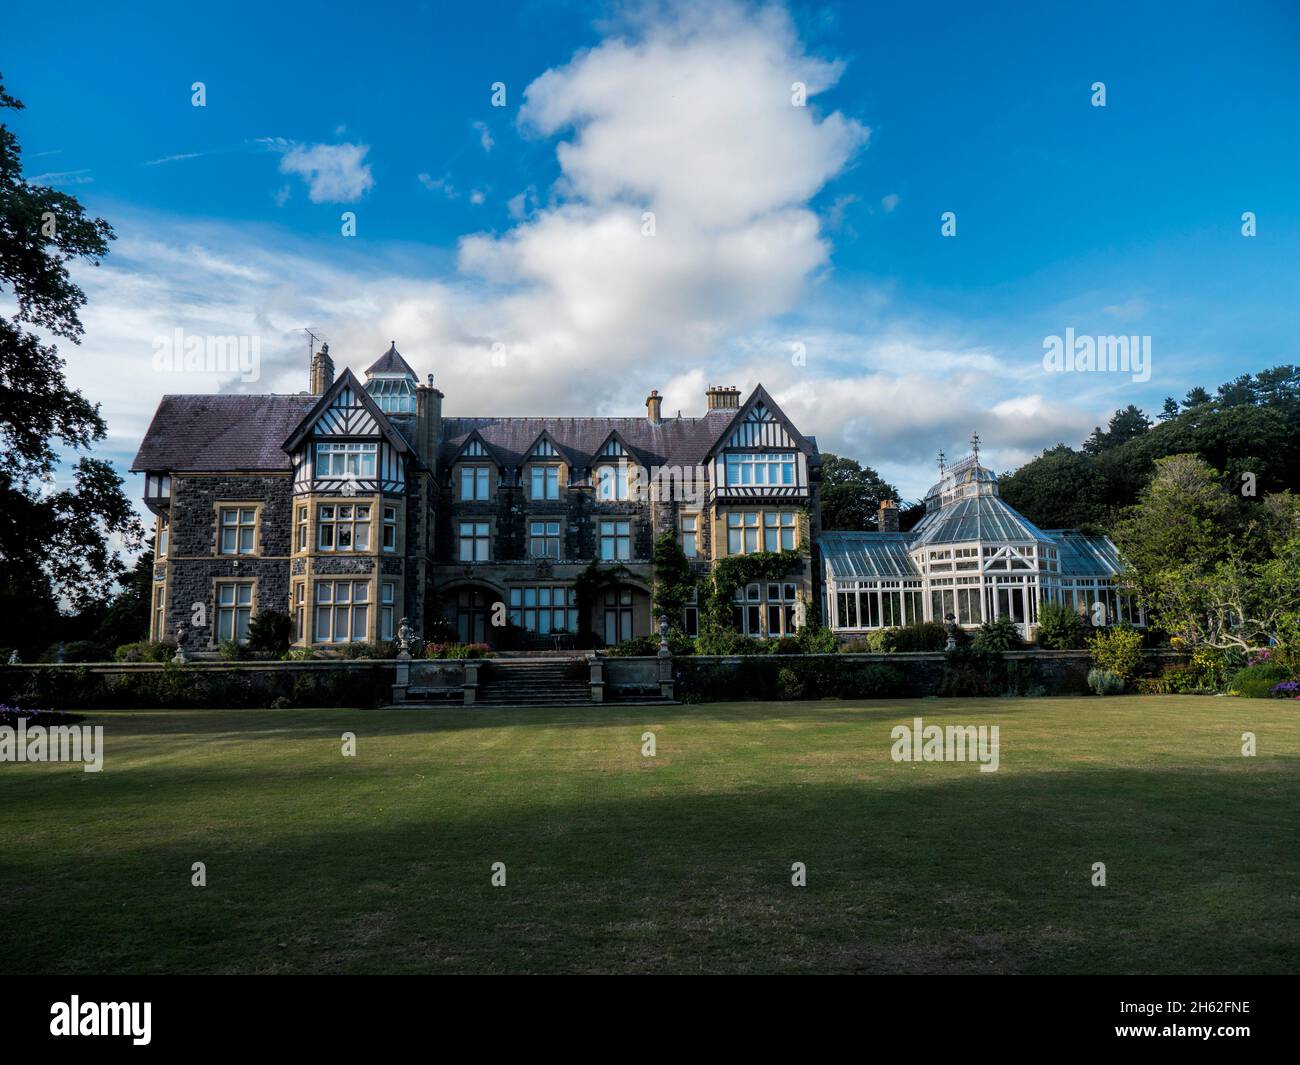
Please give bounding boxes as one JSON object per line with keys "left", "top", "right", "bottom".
{"left": 0, "top": 703, "right": 83, "bottom": 727}
{"left": 1271, "top": 681, "right": 1299, "bottom": 699}
{"left": 1089, "top": 626, "right": 1144, "bottom": 682}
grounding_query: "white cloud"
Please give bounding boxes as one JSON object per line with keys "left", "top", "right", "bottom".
{"left": 264, "top": 139, "right": 374, "bottom": 203}
{"left": 472, "top": 120, "right": 494, "bottom": 152}
{"left": 881, "top": 192, "right": 900, "bottom": 213}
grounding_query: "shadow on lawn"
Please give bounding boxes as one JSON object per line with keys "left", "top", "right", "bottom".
{"left": 3, "top": 758, "right": 1297, "bottom": 976}
{"left": 73, "top": 698, "right": 1049, "bottom": 738}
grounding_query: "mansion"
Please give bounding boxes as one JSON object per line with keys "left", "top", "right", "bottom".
{"left": 132, "top": 342, "right": 821, "bottom": 652}
{"left": 132, "top": 342, "right": 1133, "bottom": 653}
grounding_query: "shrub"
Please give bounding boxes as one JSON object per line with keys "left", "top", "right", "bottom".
{"left": 247, "top": 610, "right": 293, "bottom": 657}
{"left": 884, "top": 621, "right": 947, "bottom": 653}
{"left": 776, "top": 667, "right": 804, "bottom": 700}
{"left": 795, "top": 622, "right": 836, "bottom": 654}
{"left": 218, "top": 640, "right": 253, "bottom": 661}
{"left": 937, "top": 646, "right": 1004, "bottom": 697}
{"left": 1035, "top": 602, "right": 1088, "bottom": 649}
{"left": 1087, "top": 668, "right": 1125, "bottom": 695}
{"left": 1230, "top": 662, "right": 1292, "bottom": 698}
{"left": 113, "top": 640, "right": 177, "bottom": 662}
{"left": 1269, "top": 681, "right": 1299, "bottom": 699}
{"left": 971, "top": 617, "right": 1024, "bottom": 652}
{"left": 423, "top": 642, "right": 493, "bottom": 660}
{"left": 1089, "top": 625, "right": 1144, "bottom": 682}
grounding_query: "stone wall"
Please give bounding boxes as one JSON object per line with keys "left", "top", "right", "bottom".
{"left": 165, "top": 474, "right": 295, "bottom": 652}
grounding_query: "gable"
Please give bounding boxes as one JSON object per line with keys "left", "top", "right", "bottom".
{"left": 707, "top": 385, "right": 813, "bottom": 461}
{"left": 282, "top": 368, "right": 411, "bottom": 457}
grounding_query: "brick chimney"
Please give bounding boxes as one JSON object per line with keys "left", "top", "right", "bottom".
{"left": 878, "top": 498, "right": 900, "bottom": 533}
{"left": 705, "top": 384, "right": 740, "bottom": 411}
{"left": 310, "top": 342, "right": 335, "bottom": 396}
{"left": 646, "top": 389, "right": 662, "bottom": 424}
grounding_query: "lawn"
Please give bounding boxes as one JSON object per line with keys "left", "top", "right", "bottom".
{"left": 2, "top": 697, "right": 1296, "bottom": 974}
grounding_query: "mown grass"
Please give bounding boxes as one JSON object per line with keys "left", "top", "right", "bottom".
{"left": 2, "top": 697, "right": 1296, "bottom": 974}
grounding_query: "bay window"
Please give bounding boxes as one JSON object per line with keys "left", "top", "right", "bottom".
{"left": 314, "top": 580, "right": 370, "bottom": 643}
{"left": 318, "top": 503, "right": 370, "bottom": 551}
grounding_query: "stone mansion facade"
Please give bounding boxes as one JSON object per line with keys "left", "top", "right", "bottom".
{"left": 132, "top": 342, "right": 823, "bottom": 652}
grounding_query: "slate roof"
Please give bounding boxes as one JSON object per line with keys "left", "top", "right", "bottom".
{"left": 441, "top": 410, "right": 751, "bottom": 472}
{"left": 131, "top": 394, "right": 316, "bottom": 472}
{"left": 365, "top": 342, "right": 417, "bottom": 377}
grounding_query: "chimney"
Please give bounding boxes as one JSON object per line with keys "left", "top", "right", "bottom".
{"left": 705, "top": 384, "right": 740, "bottom": 411}
{"left": 878, "top": 498, "right": 900, "bottom": 533}
{"left": 310, "top": 342, "right": 335, "bottom": 396}
{"left": 416, "top": 372, "right": 444, "bottom": 469}
{"left": 646, "top": 389, "right": 662, "bottom": 424}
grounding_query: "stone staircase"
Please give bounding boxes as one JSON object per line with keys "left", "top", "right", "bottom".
{"left": 475, "top": 658, "right": 592, "bottom": 707}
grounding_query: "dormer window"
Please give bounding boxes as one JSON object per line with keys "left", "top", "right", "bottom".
{"left": 145, "top": 474, "right": 172, "bottom": 498}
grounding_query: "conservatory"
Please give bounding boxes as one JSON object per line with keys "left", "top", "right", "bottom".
{"left": 819, "top": 447, "right": 1143, "bottom": 638}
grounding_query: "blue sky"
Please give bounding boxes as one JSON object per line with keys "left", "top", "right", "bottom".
{"left": 5, "top": 0, "right": 1299, "bottom": 499}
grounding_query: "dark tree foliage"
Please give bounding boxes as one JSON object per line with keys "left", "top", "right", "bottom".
{"left": 0, "top": 73, "right": 141, "bottom": 654}
{"left": 818, "top": 453, "right": 900, "bottom": 531}
{"left": 999, "top": 444, "right": 1109, "bottom": 530}
{"left": 1000, "top": 366, "right": 1300, "bottom": 533}
{"left": 1157, "top": 397, "right": 1179, "bottom": 422}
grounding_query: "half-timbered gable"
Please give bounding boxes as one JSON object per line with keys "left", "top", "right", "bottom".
{"left": 707, "top": 385, "right": 816, "bottom": 500}
{"left": 284, "top": 369, "right": 411, "bottom": 496}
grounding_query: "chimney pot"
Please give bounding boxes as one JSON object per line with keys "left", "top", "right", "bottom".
{"left": 878, "top": 498, "right": 900, "bottom": 533}
{"left": 646, "top": 389, "right": 662, "bottom": 424}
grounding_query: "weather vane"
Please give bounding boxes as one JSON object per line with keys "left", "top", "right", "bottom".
{"left": 971, "top": 431, "right": 980, "bottom": 462}
{"left": 937, "top": 449, "right": 946, "bottom": 476}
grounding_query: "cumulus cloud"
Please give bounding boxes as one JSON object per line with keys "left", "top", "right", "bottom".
{"left": 263, "top": 139, "right": 374, "bottom": 203}
{"left": 48, "top": 0, "right": 1116, "bottom": 508}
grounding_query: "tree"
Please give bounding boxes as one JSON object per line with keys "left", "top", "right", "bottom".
{"left": 0, "top": 73, "right": 140, "bottom": 651}
{"left": 818, "top": 453, "right": 899, "bottom": 531}
{"left": 1111, "top": 454, "right": 1300, "bottom": 650}
{"left": 651, "top": 531, "right": 694, "bottom": 621}
{"left": 998, "top": 445, "right": 1107, "bottom": 529}
{"left": 1082, "top": 405, "right": 1151, "bottom": 455}
{"left": 1157, "top": 397, "right": 1180, "bottom": 422}
{"left": 1182, "top": 386, "right": 1211, "bottom": 409}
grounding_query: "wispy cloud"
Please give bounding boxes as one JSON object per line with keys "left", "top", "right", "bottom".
{"left": 29, "top": 168, "right": 92, "bottom": 186}
{"left": 145, "top": 151, "right": 203, "bottom": 166}
{"left": 472, "top": 120, "right": 494, "bottom": 152}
